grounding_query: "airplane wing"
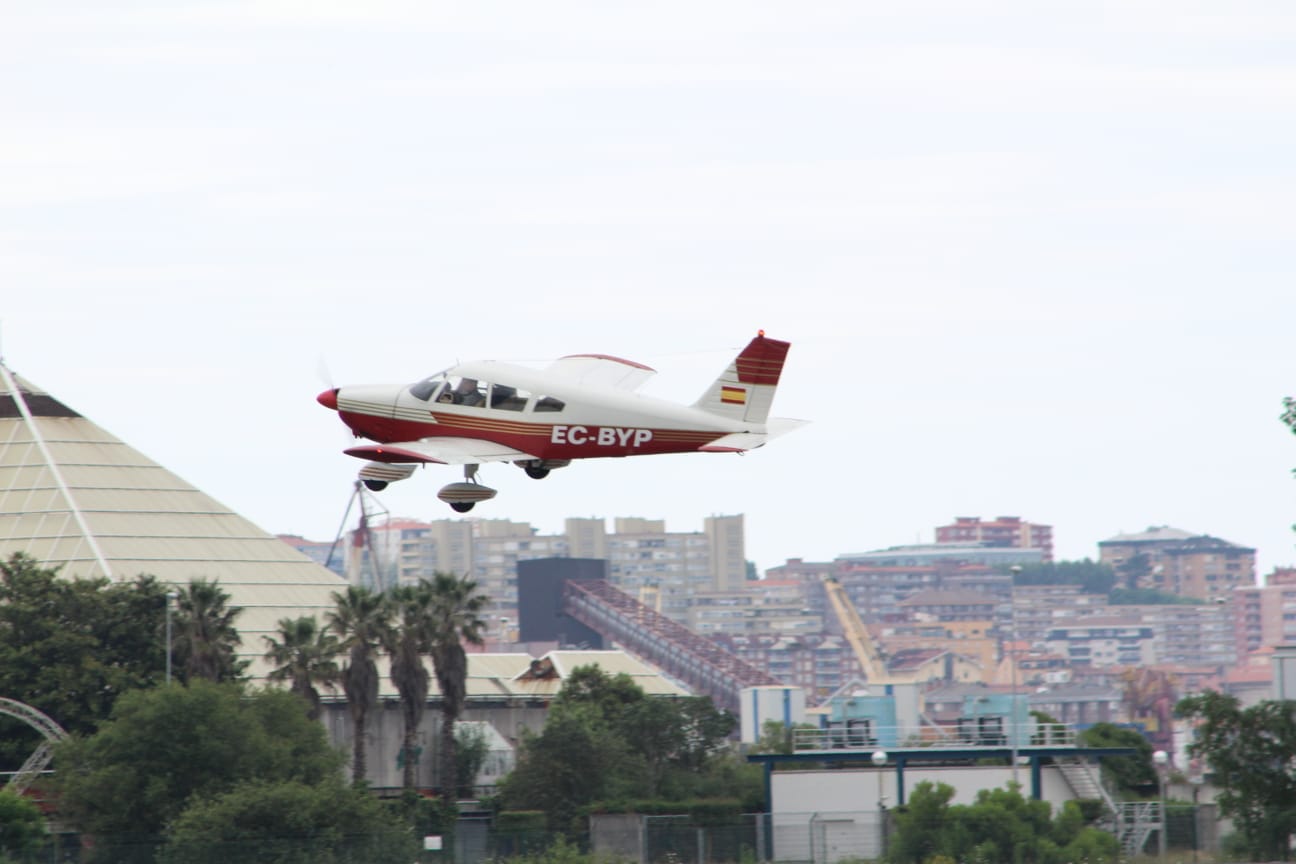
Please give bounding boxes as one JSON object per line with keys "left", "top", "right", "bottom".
{"left": 545, "top": 354, "right": 657, "bottom": 391}
{"left": 345, "top": 437, "right": 541, "bottom": 465}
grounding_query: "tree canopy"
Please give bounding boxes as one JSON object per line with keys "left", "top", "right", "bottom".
{"left": 885, "top": 781, "right": 1118, "bottom": 864}
{"left": 499, "top": 665, "right": 751, "bottom": 833}
{"left": 54, "top": 680, "right": 344, "bottom": 864}
{"left": 0, "top": 554, "right": 169, "bottom": 769}
{"left": 1008, "top": 559, "right": 1116, "bottom": 595}
{"left": 0, "top": 788, "right": 47, "bottom": 861}
{"left": 159, "top": 780, "right": 417, "bottom": 864}
{"left": 171, "top": 578, "right": 247, "bottom": 684}
{"left": 1177, "top": 691, "right": 1296, "bottom": 860}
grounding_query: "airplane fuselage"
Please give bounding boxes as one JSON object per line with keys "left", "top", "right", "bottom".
{"left": 334, "top": 362, "right": 751, "bottom": 463}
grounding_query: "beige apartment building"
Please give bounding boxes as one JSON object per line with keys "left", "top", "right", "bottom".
{"left": 334, "top": 513, "right": 747, "bottom": 626}
{"left": 1098, "top": 525, "right": 1255, "bottom": 601}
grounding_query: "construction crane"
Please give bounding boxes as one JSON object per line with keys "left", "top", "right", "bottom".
{"left": 822, "top": 576, "right": 892, "bottom": 683}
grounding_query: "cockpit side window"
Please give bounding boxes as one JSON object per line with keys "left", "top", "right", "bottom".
{"left": 489, "top": 384, "right": 531, "bottom": 411}
{"left": 533, "top": 395, "right": 565, "bottom": 412}
{"left": 409, "top": 374, "right": 447, "bottom": 402}
{"left": 444, "top": 376, "right": 487, "bottom": 407}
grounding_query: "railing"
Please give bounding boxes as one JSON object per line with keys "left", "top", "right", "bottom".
{"left": 791, "top": 722, "right": 1077, "bottom": 752}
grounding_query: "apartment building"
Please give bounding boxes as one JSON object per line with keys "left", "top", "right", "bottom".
{"left": 1044, "top": 616, "right": 1156, "bottom": 668}
{"left": 320, "top": 513, "right": 747, "bottom": 625}
{"left": 936, "top": 516, "right": 1055, "bottom": 562}
{"left": 1235, "top": 568, "right": 1296, "bottom": 658}
{"left": 1098, "top": 525, "right": 1255, "bottom": 601}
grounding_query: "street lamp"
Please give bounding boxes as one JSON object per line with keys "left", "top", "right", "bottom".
{"left": 1008, "top": 565, "right": 1022, "bottom": 788}
{"left": 872, "top": 750, "right": 888, "bottom": 857}
{"left": 1153, "top": 749, "right": 1170, "bottom": 861}
{"left": 165, "top": 590, "right": 178, "bottom": 685}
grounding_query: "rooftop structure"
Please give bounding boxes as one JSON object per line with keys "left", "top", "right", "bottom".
{"left": 0, "top": 362, "right": 347, "bottom": 677}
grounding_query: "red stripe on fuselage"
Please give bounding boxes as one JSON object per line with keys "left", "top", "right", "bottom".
{"left": 337, "top": 410, "right": 722, "bottom": 459}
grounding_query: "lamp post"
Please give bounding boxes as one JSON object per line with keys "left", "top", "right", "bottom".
{"left": 1008, "top": 565, "right": 1022, "bottom": 788}
{"left": 165, "top": 589, "right": 178, "bottom": 685}
{"left": 1153, "top": 749, "right": 1169, "bottom": 861}
{"left": 872, "top": 750, "right": 888, "bottom": 857}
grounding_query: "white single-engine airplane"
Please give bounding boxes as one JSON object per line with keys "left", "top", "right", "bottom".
{"left": 317, "top": 331, "right": 805, "bottom": 512}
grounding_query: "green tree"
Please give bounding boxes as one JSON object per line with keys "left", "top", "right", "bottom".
{"left": 382, "top": 583, "right": 435, "bottom": 793}
{"left": 1077, "top": 722, "right": 1156, "bottom": 796}
{"left": 54, "top": 680, "right": 343, "bottom": 864}
{"left": 262, "top": 616, "right": 340, "bottom": 721}
{"left": 326, "top": 584, "right": 389, "bottom": 785}
{"left": 0, "top": 788, "right": 47, "bottom": 862}
{"left": 160, "top": 779, "right": 417, "bottom": 864}
{"left": 455, "top": 722, "right": 491, "bottom": 795}
{"left": 499, "top": 666, "right": 740, "bottom": 832}
{"left": 1008, "top": 559, "right": 1116, "bottom": 595}
{"left": 426, "top": 572, "right": 488, "bottom": 803}
{"left": 1177, "top": 691, "right": 1296, "bottom": 860}
{"left": 0, "top": 554, "right": 169, "bottom": 768}
{"left": 885, "top": 781, "right": 1118, "bottom": 864}
{"left": 172, "top": 578, "right": 246, "bottom": 683}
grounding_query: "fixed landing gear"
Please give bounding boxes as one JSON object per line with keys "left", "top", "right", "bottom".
{"left": 437, "top": 463, "right": 497, "bottom": 512}
{"left": 362, "top": 479, "right": 388, "bottom": 492}
{"left": 516, "top": 459, "right": 569, "bottom": 480}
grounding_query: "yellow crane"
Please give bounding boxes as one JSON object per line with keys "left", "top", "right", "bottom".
{"left": 822, "top": 576, "right": 893, "bottom": 683}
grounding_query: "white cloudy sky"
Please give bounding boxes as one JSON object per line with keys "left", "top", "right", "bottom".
{"left": 3, "top": 2, "right": 1294, "bottom": 578}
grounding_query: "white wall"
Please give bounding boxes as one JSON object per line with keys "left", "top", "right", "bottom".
{"left": 773, "top": 764, "right": 1077, "bottom": 812}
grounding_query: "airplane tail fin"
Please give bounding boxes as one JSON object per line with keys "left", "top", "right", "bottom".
{"left": 693, "top": 332, "right": 791, "bottom": 425}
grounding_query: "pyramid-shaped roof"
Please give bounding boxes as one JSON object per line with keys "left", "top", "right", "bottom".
{"left": 0, "top": 362, "right": 347, "bottom": 677}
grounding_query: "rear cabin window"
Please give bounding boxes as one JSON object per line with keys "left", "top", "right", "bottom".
{"left": 533, "top": 396, "right": 565, "bottom": 412}
{"left": 489, "top": 384, "right": 531, "bottom": 412}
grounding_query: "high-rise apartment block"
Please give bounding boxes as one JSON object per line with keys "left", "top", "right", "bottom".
{"left": 329, "top": 513, "right": 747, "bottom": 626}
{"left": 1098, "top": 526, "right": 1255, "bottom": 601}
{"left": 935, "top": 516, "right": 1054, "bottom": 562}
{"left": 1235, "top": 568, "right": 1296, "bottom": 659}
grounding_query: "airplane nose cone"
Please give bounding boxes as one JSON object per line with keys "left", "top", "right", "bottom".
{"left": 316, "top": 388, "right": 339, "bottom": 410}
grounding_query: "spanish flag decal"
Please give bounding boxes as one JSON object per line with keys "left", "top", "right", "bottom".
{"left": 720, "top": 386, "right": 747, "bottom": 405}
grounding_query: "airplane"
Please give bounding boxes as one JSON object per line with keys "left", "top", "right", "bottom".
{"left": 316, "top": 331, "right": 805, "bottom": 512}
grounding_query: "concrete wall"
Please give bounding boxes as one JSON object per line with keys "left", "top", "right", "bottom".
{"left": 772, "top": 764, "right": 1077, "bottom": 813}
{"left": 320, "top": 700, "right": 548, "bottom": 791}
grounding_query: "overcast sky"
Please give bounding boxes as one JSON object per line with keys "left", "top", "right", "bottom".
{"left": 3, "top": 2, "right": 1294, "bottom": 579}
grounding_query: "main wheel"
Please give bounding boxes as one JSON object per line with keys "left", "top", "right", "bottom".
{"left": 524, "top": 466, "right": 550, "bottom": 479}
{"left": 362, "top": 479, "right": 388, "bottom": 491}
{"left": 449, "top": 501, "right": 475, "bottom": 513}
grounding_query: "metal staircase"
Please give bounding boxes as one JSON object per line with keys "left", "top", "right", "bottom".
{"left": 1116, "top": 801, "right": 1163, "bottom": 858}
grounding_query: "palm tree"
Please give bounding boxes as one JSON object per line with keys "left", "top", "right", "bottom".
{"left": 172, "top": 578, "right": 245, "bottom": 683}
{"left": 262, "top": 615, "right": 341, "bottom": 720}
{"left": 326, "top": 584, "right": 389, "bottom": 785}
{"left": 427, "top": 572, "right": 489, "bottom": 803}
{"left": 382, "top": 583, "right": 435, "bottom": 792}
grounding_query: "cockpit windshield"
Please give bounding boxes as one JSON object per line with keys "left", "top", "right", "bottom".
{"left": 408, "top": 372, "right": 448, "bottom": 402}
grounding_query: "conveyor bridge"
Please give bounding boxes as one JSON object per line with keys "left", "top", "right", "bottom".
{"left": 563, "top": 579, "right": 782, "bottom": 714}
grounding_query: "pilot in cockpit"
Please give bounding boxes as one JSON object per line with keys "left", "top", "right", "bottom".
{"left": 454, "top": 378, "right": 483, "bottom": 406}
